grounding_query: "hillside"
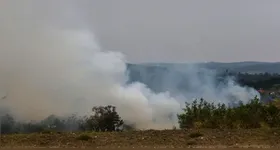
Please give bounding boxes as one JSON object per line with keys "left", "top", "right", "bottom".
{"left": 128, "top": 61, "right": 280, "bottom": 74}
{"left": 197, "top": 62, "right": 280, "bottom": 74}
{"left": 126, "top": 62, "right": 280, "bottom": 94}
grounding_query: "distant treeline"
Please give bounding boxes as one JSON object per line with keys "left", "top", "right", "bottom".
{"left": 223, "top": 72, "right": 280, "bottom": 90}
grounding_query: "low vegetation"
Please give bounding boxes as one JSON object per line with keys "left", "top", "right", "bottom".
{"left": 0, "top": 105, "right": 126, "bottom": 134}
{"left": 1, "top": 96, "right": 280, "bottom": 147}
{"left": 178, "top": 97, "right": 280, "bottom": 129}
{"left": 1, "top": 97, "right": 280, "bottom": 134}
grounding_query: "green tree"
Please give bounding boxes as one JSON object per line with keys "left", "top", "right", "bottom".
{"left": 86, "top": 105, "right": 124, "bottom": 131}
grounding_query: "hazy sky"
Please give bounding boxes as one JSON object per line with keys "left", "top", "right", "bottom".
{"left": 2, "top": 0, "right": 280, "bottom": 63}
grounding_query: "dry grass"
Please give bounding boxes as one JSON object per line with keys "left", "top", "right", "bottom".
{"left": 1, "top": 129, "right": 280, "bottom": 148}
{"left": 273, "top": 99, "right": 280, "bottom": 108}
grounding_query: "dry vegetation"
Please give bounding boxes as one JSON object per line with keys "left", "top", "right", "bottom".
{"left": 2, "top": 97, "right": 280, "bottom": 148}
{"left": 1, "top": 129, "right": 280, "bottom": 148}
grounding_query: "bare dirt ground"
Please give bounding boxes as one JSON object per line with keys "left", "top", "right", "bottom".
{"left": 1, "top": 129, "right": 280, "bottom": 148}
{"left": 0, "top": 149, "right": 279, "bottom": 150}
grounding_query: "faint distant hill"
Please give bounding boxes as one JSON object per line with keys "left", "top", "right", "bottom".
{"left": 196, "top": 61, "right": 280, "bottom": 74}
{"left": 128, "top": 61, "right": 280, "bottom": 74}
{"left": 126, "top": 62, "right": 280, "bottom": 93}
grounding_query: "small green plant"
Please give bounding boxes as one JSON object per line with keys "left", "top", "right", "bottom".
{"left": 76, "top": 134, "right": 92, "bottom": 141}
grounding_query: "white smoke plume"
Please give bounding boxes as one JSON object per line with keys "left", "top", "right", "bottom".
{"left": 0, "top": 0, "right": 259, "bottom": 129}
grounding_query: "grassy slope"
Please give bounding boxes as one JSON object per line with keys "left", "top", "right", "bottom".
{"left": 1, "top": 129, "right": 280, "bottom": 148}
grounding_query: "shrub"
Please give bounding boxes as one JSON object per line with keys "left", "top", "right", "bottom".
{"left": 178, "top": 96, "right": 280, "bottom": 129}
{"left": 85, "top": 105, "right": 124, "bottom": 132}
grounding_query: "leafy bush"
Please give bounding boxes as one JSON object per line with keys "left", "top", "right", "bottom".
{"left": 84, "top": 105, "right": 124, "bottom": 132}
{"left": 178, "top": 97, "right": 280, "bottom": 129}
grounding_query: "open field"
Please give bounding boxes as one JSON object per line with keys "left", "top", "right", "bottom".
{"left": 1, "top": 149, "right": 280, "bottom": 150}
{"left": 0, "top": 149, "right": 279, "bottom": 150}
{"left": 1, "top": 129, "right": 280, "bottom": 148}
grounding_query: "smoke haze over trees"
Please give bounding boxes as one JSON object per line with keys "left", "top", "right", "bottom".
{"left": 0, "top": 1, "right": 262, "bottom": 131}
{"left": 2, "top": 96, "right": 280, "bottom": 134}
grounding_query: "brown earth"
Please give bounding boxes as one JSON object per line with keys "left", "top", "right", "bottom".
{"left": 1, "top": 149, "right": 280, "bottom": 150}
{"left": 0, "top": 149, "right": 279, "bottom": 150}
{"left": 1, "top": 129, "right": 280, "bottom": 148}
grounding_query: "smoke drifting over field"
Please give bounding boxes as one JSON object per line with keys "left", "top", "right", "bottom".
{"left": 0, "top": 1, "right": 259, "bottom": 129}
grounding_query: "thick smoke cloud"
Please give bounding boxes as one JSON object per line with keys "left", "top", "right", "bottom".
{"left": 0, "top": 0, "right": 259, "bottom": 129}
